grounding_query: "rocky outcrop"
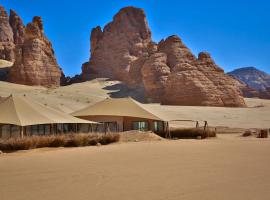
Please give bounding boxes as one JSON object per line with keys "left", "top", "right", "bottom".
{"left": 228, "top": 67, "right": 270, "bottom": 91}
{"left": 9, "top": 9, "right": 25, "bottom": 45}
{"left": 259, "top": 87, "right": 270, "bottom": 99}
{"left": 9, "top": 16, "right": 62, "bottom": 87}
{"left": 228, "top": 67, "right": 270, "bottom": 100}
{"left": 142, "top": 36, "right": 246, "bottom": 107}
{"left": 0, "top": 6, "right": 15, "bottom": 61}
{"left": 81, "top": 7, "right": 246, "bottom": 107}
{"left": 82, "top": 6, "right": 152, "bottom": 82}
{"left": 141, "top": 53, "right": 170, "bottom": 102}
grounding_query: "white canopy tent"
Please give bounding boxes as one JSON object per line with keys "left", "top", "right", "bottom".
{"left": 0, "top": 95, "right": 98, "bottom": 138}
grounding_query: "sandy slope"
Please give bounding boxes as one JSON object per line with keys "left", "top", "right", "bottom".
{"left": 0, "top": 135, "right": 270, "bottom": 200}
{"left": 0, "top": 79, "right": 270, "bottom": 128}
{"left": 0, "top": 59, "right": 13, "bottom": 68}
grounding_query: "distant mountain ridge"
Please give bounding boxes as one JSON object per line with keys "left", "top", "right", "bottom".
{"left": 228, "top": 67, "right": 270, "bottom": 91}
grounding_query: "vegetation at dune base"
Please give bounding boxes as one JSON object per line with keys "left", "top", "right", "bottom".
{"left": 0, "top": 133, "right": 120, "bottom": 152}
{"left": 162, "top": 128, "right": 216, "bottom": 139}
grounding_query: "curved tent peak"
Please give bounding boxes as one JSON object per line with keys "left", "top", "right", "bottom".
{"left": 72, "top": 97, "right": 164, "bottom": 121}
{"left": 0, "top": 95, "right": 97, "bottom": 126}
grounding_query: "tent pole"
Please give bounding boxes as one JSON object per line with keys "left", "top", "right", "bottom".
{"left": 164, "top": 122, "right": 167, "bottom": 138}
{"left": 165, "top": 121, "right": 171, "bottom": 139}
{"left": 204, "top": 121, "right": 208, "bottom": 137}
{"left": 90, "top": 124, "right": 93, "bottom": 133}
{"left": 166, "top": 122, "right": 169, "bottom": 138}
{"left": 9, "top": 125, "right": 12, "bottom": 138}
{"left": 168, "top": 122, "right": 171, "bottom": 139}
{"left": 20, "top": 126, "right": 24, "bottom": 138}
{"left": 55, "top": 124, "right": 58, "bottom": 135}
{"left": 49, "top": 124, "right": 52, "bottom": 135}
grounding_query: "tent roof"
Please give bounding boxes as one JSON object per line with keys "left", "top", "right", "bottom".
{"left": 0, "top": 95, "right": 97, "bottom": 126}
{"left": 72, "top": 97, "right": 164, "bottom": 121}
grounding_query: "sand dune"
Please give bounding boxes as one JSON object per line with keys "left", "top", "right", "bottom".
{"left": 1, "top": 135, "right": 270, "bottom": 200}
{"left": 1, "top": 79, "right": 270, "bottom": 199}
{"left": 0, "top": 79, "right": 269, "bottom": 129}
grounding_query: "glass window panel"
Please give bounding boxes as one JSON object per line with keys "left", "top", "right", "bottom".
{"left": 133, "top": 121, "right": 148, "bottom": 131}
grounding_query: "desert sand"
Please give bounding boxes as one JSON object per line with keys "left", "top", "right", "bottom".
{"left": 0, "top": 79, "right": 270, "bottom": 129}
{"left": 0, "top": 59, "right": 13, "bottom": 68}
{"left": 1, "top": 134, "right": 270, "bottom": 200}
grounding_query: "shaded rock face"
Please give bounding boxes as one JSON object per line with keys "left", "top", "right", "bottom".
{"left": 0, "top": 67, "right": 9, "bottom": 81}
{"left": 140, "top": 36, "right": 246, "bottom": 107}
{"left": 0, "top": 6, "right": 15, "bottom": 61}
{"left": 229, "top": 73, "right": 270, "bottom": 100}
{"left": 141, "top": 53, "right": 170, "bottom": 102}
{"left": 9, "top": 9, "right": 25, "bottom": 45}
{"left": 9, "top": 16, "right": 62, "bottom": 87}
{"left": 260, "top": 87, "right": 270, "bottom": 99}
{"left": 82, "top": 6, "right": 152, "bottom": 82}
{"left": 81, "top": 7, "right": 245, "bottom": 107}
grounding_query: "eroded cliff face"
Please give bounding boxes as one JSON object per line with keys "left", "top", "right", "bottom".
{"left": 9, "top": 9, "right": 25, "bottom": 46}
{"left": 9, "top": 16, "right": 62, "bottom": 87}
{"left": 139, "top": 36, "right": 245, "bottom": 107}
{"left": 0, "top": 5, "right": 63, "bottom": 87}
{"left": 81, "top": 7, "right": 246, "bottom": 107}
{"left": 82, "top": 6, "right": 152, "bottom": 82}
{"left": 0, "top": 6, "right": 15, "bottom": 61}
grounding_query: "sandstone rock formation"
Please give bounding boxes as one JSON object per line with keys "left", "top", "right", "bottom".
{"left": 9, "top": 16, "right": 62, "bottom": 87}
{"left": 0, "top": 6, "right": 15, "bottom": 61}
{"left": 140, "top": 36, "right": 246, "bottom": 107}
{"left": 82, "top": 6, "right": 152, "bottom": 82}
{"left": 81, "top": 7, "right": 246, "bottom": 107}
{"left": 9, "top": 9, "right": 25, "bottom": 45}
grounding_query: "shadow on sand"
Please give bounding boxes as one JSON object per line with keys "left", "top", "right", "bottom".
{"left": 102, "top": 82, "right": 146, "bottom": 103}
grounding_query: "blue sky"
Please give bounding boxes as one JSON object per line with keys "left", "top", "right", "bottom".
{"left": 2, "top": 0, "right": 270, "bottom": 75}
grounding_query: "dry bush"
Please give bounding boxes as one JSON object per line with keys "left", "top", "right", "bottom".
{"left": 257, "top": 129, "right": 269, "bottom": 138}
{"left": 99, "top": 133, "right": 121, "bottom": 145}
{"left": 242, "top": 130, "right": 253, "bottom": 137}
{"left": 167, "top": 128, "right": 216, "bottom": 139}
{"left": 0, "top": 133, "right": 120, "bottom": 152}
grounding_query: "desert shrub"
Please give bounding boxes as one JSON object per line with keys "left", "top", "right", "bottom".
{"left": 257, "top": 129, "right": 269, "bottom": 138}
{"left": 48, "top": 135, "right": 67, "bottom": 147}
{"left": 242, "top": 130, "right": 253, "bottom": 137}
{"left": 99, "top": 133, "right": 121, "bottom": 145}
{"left": 166, "top": 128, "right": 216, "bottom": 139}
{"left": 0, "top": 133, "right": 120, "bottom": 152}
{"left": 64, "top": 134, "right": 89, "bottom": 147}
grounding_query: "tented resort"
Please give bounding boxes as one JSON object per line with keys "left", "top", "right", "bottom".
{"left": 72, "top": 97, "right": 208, "bottom": 137}
{"left": 0, "top": 95, "right": 208, "bottom": 140}
{"left": 72, "top": 97, "right": 167, "bottom": 134}
{"left": 0, "top": 95, "right": 98, "bottom": 139}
